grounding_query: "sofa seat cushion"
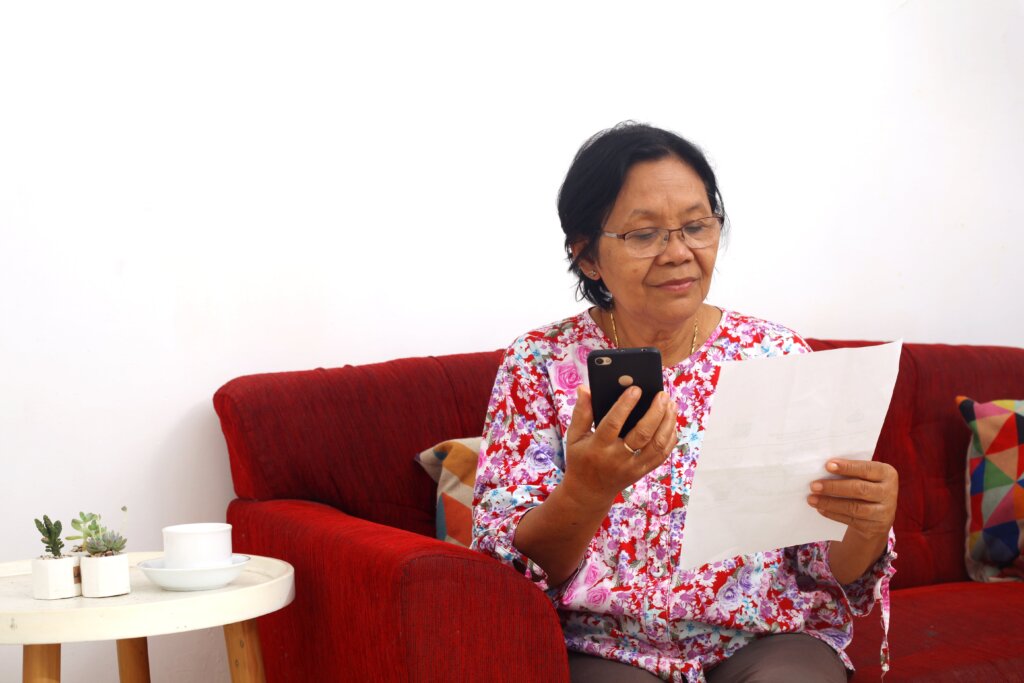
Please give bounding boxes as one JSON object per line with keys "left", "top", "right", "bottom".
{"left": 847, "top": 581, "right": 1024, "bottom": 681}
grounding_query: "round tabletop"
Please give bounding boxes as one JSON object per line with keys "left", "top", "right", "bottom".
{"left": 0, "top": 552, "right": 294, "bottom": 645}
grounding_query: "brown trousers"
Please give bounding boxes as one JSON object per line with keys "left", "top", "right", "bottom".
{"left": 568, "top": 633, "right": 848, "bottom": 682}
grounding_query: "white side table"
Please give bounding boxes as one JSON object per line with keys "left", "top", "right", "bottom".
{"left": 0, "top": 552, "right": 295, "bottom": 683}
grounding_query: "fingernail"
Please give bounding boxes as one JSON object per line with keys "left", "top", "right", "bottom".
{"left": 827, "top": 462, "right": 839, "bottom": 472}
{"left": 811, "top": 482, "right": 823, "bottom": 492}
{"left": 657, "top": 392, "right": 666, "bottom": 406}
{"left": 807, "top": 495, "right": 819, "bottom": 505}
{"left": 630, "top": 386, "right": 641, "bottom": 398}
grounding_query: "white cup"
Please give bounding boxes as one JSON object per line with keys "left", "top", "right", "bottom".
{"left": 162, "top": 523, "right": 233, "bottom": 569}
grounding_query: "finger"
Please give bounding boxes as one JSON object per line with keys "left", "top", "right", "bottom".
{"left": 824, "top": 459, "right": 889, "bottom": 482}
{"left": 814, "top": 506, "right": 892, "bottom": 539}
{"left": 810, "top": 477, "right": 884, "bottom": 502}
{"left": 566, "top": 386, "right": 595, "bottom": 443}
{"left": 643, "top": 394, "right": 678, "bottom": 460}
{"left": 622, "top": 391, "right": 668, "bottom": 449}
{"left": 594, "top": 385, "right": 642, "bottom": 442}
{"left": 807, "top": 495, "right": 885, "bottom": 522}
{"left": 814, "top": 508, "right": 856, "bottom": 526}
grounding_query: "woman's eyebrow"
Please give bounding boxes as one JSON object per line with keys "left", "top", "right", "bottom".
{"left": 626, "top": 203, "right": 706, "bottom": 219}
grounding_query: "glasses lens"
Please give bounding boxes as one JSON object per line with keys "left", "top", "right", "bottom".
{"left": 684, "top": 217, "right": 721, "bottom": 248}
{"left": 623, "top": 228, "right": 665, "bottom": 257}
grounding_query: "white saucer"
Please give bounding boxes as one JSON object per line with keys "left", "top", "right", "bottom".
{"left": 138, "top": 554, "right": 250, "bottom": 591}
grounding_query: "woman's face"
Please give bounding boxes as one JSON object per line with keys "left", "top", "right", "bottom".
{"left": 578, "top": 155, "right": 719, "bottom": 327}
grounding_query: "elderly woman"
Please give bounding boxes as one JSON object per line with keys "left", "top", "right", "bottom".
{"left": 472, "top": 123, "right": 898, "bottom": 682}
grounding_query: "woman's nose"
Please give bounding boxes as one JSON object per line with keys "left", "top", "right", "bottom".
{"left": 659, "top": 229, "right": 695, "bottom": 262}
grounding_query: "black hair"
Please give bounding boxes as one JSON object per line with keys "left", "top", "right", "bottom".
{"left": 557, "top": 121, "right": 725, "bottom": 309}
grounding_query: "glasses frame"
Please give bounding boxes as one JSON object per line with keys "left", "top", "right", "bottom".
{"left": 600, "top": 213, "right": 724, "bottom": 257}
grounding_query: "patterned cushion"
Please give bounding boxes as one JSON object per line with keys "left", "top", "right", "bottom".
{"left": 415, "top": 437, "right": 481, "bottom": 547}
{"left": 956, "top": 396, "right": 1024, "bottom": 582}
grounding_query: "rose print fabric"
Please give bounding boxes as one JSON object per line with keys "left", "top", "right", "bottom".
{"left": 472, "top": 309, "right": 896, "bottom": 682}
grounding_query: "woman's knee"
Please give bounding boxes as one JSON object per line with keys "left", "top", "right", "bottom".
{"left": 706, "top": 634, "right": 848, "bottom": 683}
{"left": 567, "top": 651, "right": 662, "bottom": 683}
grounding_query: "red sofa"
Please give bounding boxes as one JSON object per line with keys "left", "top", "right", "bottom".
{"left": 213, "top": 339, "right": 1024, "bottom": 682}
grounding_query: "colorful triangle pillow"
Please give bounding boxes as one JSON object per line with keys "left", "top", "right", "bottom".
{"left": 956, "top": 396, "right": 1024, "bottom": 582}
{"left": 415, "top": 437, "right": 481, "bottom": 547}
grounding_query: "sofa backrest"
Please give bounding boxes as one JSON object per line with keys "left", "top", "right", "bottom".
{"left": 214, "top": 350, "right": 504, "bottom": 538}
{"left": 214, "top": 340, "right": 1024, "bottom": 590}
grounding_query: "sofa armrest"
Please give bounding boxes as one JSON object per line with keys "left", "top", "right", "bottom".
{"left": 229, "top": 498, "right": 570, "bottom": 683}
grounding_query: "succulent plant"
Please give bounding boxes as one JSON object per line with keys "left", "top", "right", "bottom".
{"left": 85, "top": 530, "right": 127, "bottom": 556}
{"left": 66, "top": 511, "right": 102, "bottom": 551}
{"left": 34, "top": 515, "right": 65, "bottom": 558}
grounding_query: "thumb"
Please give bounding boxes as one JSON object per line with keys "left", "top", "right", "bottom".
{"left": 566, "top": 385, "right": 595, "bottom": 444}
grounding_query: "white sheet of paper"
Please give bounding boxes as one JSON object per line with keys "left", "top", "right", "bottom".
{"left": 679, "top": 340, "right": 902, "bottom": 571}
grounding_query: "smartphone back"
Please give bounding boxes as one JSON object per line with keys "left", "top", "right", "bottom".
{"left": 587, "top": 347, "right": 664, "bottom": 438}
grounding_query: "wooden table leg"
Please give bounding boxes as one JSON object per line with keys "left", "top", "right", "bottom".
{"left": 223, "top": 618, "right": 266, "bottom": 683}
{"left": 23, "top": 644, "right": 60, "bottom": 683}
{"left": 116, "top": 637, "right": 152, "bottom": 683}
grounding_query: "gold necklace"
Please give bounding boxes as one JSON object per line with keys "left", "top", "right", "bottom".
{"left": 609, "top": 308, "right": 700, "bottom": 356}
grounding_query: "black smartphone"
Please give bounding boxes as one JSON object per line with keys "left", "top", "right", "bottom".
{"left": 587, "top": 347, "right": 664, "bottom": 439}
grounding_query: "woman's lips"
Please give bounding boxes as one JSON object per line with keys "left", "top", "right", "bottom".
{"left": 654, "top": 278, "right": 697, "bottom": 292}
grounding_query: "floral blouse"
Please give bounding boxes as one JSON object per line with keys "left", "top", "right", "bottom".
{"left": 472, "top": 309, "right": 896, "bottom": 682}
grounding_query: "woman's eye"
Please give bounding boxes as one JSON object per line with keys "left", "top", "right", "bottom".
{"left": 628, "top": 229, "right": 660, "bottom": 242}
{"left": 684, "top": 222, "right": 707, "bottom": 235}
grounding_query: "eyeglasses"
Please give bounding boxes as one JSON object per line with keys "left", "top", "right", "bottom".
{"left": 600, "top": 214, "right": 723, "bottom": 258}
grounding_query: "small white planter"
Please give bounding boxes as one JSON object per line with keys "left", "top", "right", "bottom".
{"left": 80, "top": 553, "right": 130, "bottom": 598}
{"left": 32, "top": 555, "right": 82, "bottom": 600}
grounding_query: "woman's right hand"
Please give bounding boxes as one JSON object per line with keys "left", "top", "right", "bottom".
{"left": 509, "top": 384, "right": 677, "bottom": 586}
{"left": 561, "top": 385, "right": 677, "bottom": 510}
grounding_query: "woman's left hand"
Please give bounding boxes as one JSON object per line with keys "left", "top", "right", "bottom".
{"left": 808, "top": 459, "right": 898, "bottom": 540}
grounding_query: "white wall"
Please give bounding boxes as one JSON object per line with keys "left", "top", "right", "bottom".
{"left": 2, "top": 1, "right": 1021, "bottom": 680}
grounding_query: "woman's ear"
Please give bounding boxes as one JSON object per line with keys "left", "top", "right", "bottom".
{"left": 572, "top": 241, "right": 600, "bottom": 280}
